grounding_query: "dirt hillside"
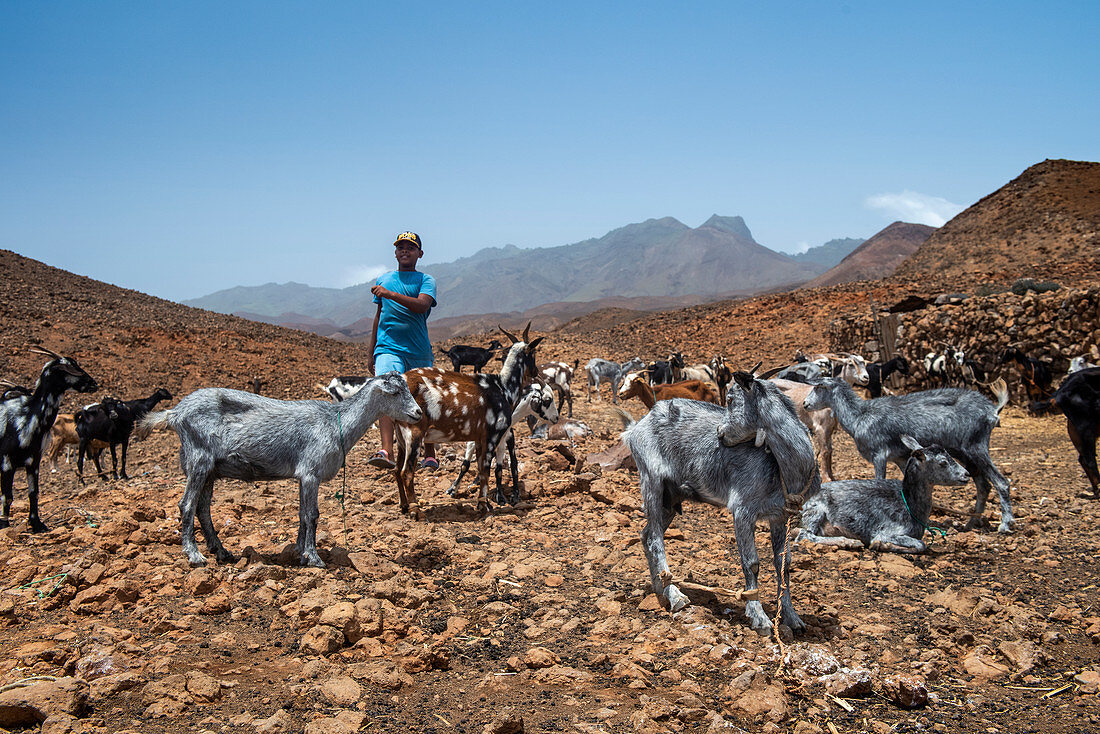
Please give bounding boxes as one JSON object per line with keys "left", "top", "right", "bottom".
{"left": 896, "top": 159, "right": 1100, "bottom": 280}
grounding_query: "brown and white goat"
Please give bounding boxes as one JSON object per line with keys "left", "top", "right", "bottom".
{"left": 393, "top": 325, "right": 544, "bottom": 518}
{"left": 618, "top": 373, "right": 720, "bottom": 408}
{"left": 538, "top": 360, "right": 576, "bottom": 417}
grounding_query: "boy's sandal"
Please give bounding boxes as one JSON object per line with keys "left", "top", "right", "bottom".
{"left": 368, "top": 450, "right": 396, "bottom": 469}
{"left": 420, "top": 457, "right": 439, "bottom": 472}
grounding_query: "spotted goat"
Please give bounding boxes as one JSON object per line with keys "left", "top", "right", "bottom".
{"left": 394, "top": 323, "right": 544, "bottom": 518}
{"left": 447, "top": 378, "right": 560, "bottom": 504}
{"left": 1, "top": 348, "right": 98, "bottom": 532}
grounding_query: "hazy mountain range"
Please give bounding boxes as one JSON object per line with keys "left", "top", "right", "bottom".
{"left": 184, "top": 215, "right": 863, "bottom": 327}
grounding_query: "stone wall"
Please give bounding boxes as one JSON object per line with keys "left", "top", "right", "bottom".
{"left": 829, "top": 286, "right": 1100, "bottom": 397}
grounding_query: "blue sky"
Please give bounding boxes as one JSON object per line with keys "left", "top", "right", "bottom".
{"left": 2, "top": 2, "right": 1097, "bottom": 302}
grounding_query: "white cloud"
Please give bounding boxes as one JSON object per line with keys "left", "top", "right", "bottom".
{"left": 337, "top": 264, "right": 388, "bottom": 288}
{"left": 792, "top": 240, "right": 811, "bottom": 254}
{"left": 863, "top": 190, "right": 964, "bottom": 227}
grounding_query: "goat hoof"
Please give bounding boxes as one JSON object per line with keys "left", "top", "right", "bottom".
{"left": 398, "top": 504, "right": 409, "bottom": 515}
{"left": 997, "top": 520, "right": 1015, "bottom": 534}
{"left": 664, "top": 586, "right": 690, "bottom": 613}
{"left": 0, "top": 519, "right": 8, "bottom": 530}
{"left": 29, "top": 519, "right": 48, "bottom": 534}
{"left": 186, "top": 554, "right": 208, "bottom": 567}
{"left": 300, "top": 554, "right": 326, "bottom": 569}
{"left": 215, "top": 550, "right": 236, "bottom": 565}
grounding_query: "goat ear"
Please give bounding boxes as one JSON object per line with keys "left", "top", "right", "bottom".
{"left": 900, "top": 434, "right": 923, "bottom": 452}
{"left": 732, "top": 371, "right": 754, "bottom": 390}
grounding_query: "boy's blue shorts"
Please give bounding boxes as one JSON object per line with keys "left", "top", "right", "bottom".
{"left": 374, "top": 352, "right": 434, "bottom": 375}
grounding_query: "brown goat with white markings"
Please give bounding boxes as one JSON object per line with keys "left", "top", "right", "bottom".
{"left": 394, "top": 325, "right": 543, "bottom": 518}
{"left": 618, "top": 373, "right": 720, "bottom": 408}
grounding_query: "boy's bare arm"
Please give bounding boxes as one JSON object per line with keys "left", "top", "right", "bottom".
{"left": 367, "top": 303, "right": 382, "bottom": 374}
{"left": 370, "top": 285, "right": 434, "bottom": 314}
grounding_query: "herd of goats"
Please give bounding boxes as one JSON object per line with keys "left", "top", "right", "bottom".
{"left": 1, "top": 330, "right": 1098, "bottom": 631}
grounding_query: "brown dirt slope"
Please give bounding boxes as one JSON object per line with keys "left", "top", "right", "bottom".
{"left": 896, "top": 159, "right": 1100, "bottom": 279}
{"left": 805, "top": 221, "right": 935, "bottom": 289}
{"left": 0, "top": 249, "right": 369, "bottom": 404}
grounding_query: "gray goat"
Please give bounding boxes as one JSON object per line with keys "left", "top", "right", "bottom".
{"left": 620, "top": 372, "right": 820, "bottom": 635}
{"left": 803, "top": 377, "right": 1013, "bottom": 533}
{"left": 798, "top": 435, "right": 970, "bottom": 554}
{"left": 586, "top": 356, "right": 644, "bottom": 403}
{"left": 138, "top": 372, "right": 422, "bottom": 568}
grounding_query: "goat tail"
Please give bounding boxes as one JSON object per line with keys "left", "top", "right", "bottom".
{"left": 989, "top": 377, "right": 1009, "bottom": 415}
{"left": 134, "top": 410, "right": 173, "bottom": 441}
{"left": 611, "top": 406, "right": 635, "bottom": 430}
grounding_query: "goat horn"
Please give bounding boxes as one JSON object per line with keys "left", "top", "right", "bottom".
{"left": 757, "top": 365, "right": 785, "bottom": 380}
{"left": 0, "top": 379, "right": 22, "bottom": 389}
{"left": 26, "top": 345, "right": 64, "bottom": 360}
{"left": 498, "top": 324, "right": 519, "bottom": 344}
{"left": 747, "top": 360, "right": 763, "bottom": 376}
{"left": 521, "top": 321, "right": 531, "bottom": 343}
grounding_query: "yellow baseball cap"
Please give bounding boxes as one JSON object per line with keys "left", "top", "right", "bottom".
{"left": 394, "top": 231, "right": 422, "bottom": 249}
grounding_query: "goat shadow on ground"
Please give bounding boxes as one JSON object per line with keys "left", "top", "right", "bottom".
{"left": 416, "top": 500, "right": 533, "bottom": 524}
{"left": 675, "top": 592, "right": 842, "bottom": 641}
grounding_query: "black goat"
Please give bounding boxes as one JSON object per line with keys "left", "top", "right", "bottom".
{"left": 865, "top": 355, "right": 910, "bottom": 398}
{"left": 74, "top": 387, "right": 173, "bottom": 483}
{"left": 1032, "top": 367, "right": 1100, "bottom": 498}
{"left": 76, "top": 397, "right": 133, "bottom": 483}
{"left": 1000, "top": 346, "right": 1054, "bottom": 404}
{"left": 445, "top": 339, "right": 504, "bottom": 373}
{"left": 1, "top": 348, "right": 98, "bottom": 532}
{"left": 646, "top": 353, "right": 685, "bottom": 385}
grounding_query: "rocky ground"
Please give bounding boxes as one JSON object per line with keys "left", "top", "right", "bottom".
{"left": 2, "top": 392, "right": 1098, "bottom": 734}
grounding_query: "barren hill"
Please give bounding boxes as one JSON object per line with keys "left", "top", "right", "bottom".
{"left": 0, "top": 249, "right": 368, "bottom": 402}
{"left": 896, "top": 159, "right": 1100, "bottom": 279}
{"left": 804, "top": 222, "right": 935, "bottom": 289}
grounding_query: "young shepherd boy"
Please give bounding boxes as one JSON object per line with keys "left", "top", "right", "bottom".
{"left": 367, "top": 231, "right": 438, "bottom": 470}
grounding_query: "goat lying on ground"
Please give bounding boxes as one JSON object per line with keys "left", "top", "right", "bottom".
{"left": 394, "top": 325, "right": 544, "bottom": 517}
{"left": 769, "top": 378, "right": 839, "bottom": 482}
{"left": 138, "top": 372, "right": 422, "bottom": 567}
{"left": 620, "top": 371, "right": 819, "bottom": 634}
{"left": 865, "top": 355, "right": 910, "bottom": 398}
{"left": 538, "top": 360, "right": 576, "bottom": 417}
{"left": 1, "top": 348, "right": 98, "bottom": 532}
{"left": 618, "top": 373, "right": 720, "bottom": 407}
{"left": 1032, "top": 367, "right": 1100, "bottom": 498}
{"left": 798, "top": 435, "right": 970, "bottom": 554}
{"left": 445, "top": 339, "right": 504, "bottom": 373}
{"left": 804, "top": 377, "right": 1014, "bottom": 533}
{"left": 447, "top": 379, "right": 560, "bottom": 504}
{"left": 585, "top": 357, "right": 644, "bottom": 403}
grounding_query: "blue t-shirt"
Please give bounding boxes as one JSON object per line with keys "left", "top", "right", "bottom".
{"left": 373, "top": 270, "right": 437, "bottom": 362}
